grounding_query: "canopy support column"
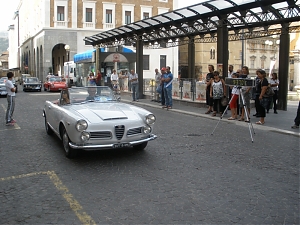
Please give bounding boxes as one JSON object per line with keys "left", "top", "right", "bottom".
{"left": 217, "top": 19, "right": 228, "bottom": 78}
{"left": 277, "top": 24, "right": 290, "bottom": 111}
{"left": 136, "top": 36, "right": 144, "bottom": 99}
{"left": 188, "top": 37, "right": 195, "bottom": 79}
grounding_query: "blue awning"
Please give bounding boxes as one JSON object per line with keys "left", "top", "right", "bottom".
{"left": 74, "top": 47, "right": 134, "bottom": 63}
{"left": 74, "top": 49, "right": 95, "bottom": 63}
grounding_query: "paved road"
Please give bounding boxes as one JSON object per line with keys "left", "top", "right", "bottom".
{"left": 0, "top": 89, "right": 299, "bottom": 224}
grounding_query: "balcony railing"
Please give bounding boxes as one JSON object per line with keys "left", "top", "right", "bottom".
{"left": 54, "top": 21, "right": 67, "bottom": 27}
{"left": 103, "top": 23, "right": 115, "bottom": 30}
{"left": 84, "top": 22, "right": 95, "bottom": 28}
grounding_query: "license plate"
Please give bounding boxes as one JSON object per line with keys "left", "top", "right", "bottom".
{"left": 113, "top": 143, "right": 130, "bottom": 148}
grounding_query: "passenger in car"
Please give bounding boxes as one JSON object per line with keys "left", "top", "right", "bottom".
{"left": 61, "top": 90, "right": 70, "bottom": 105}
{"left": 86, "top": 87, "right": 99, "bottom": 100}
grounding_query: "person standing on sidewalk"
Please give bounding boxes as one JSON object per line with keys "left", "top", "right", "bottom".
{"left": 161, "top": 66, "right": 173, "bottom": 109}
{"left": 291, "top": 101, "right": 300, "bottom": 129}
{"left": 5, "top": 72, "right": 16, "bottom": 126}
{"left": 205, "top": 65, "right": 214, "bottom": 114}
{"left": 269, "top": 72, "right": 279, "bottom": 114}
{"left": 160, "top": 68, "right": 166, "bottom": 106}
{"left": 129, "top": 69, "right": 139, "bottom": 102}
{"left": 154, "top": 68, "right": 161, "bottom": 102}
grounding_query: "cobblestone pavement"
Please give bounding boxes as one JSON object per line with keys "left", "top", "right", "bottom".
{"left": 0, "top": 88, "right": 299, "bottom": 224}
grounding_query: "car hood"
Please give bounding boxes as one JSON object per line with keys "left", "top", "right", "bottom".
{"left": 67, "top": 103, "right": 144, "bottom": 122}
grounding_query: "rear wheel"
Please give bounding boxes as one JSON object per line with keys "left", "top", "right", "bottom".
{"left": 133, "top": 142, "right": 148, "bottom": 150}
{"left": 62, "top": 127, "right": 78, "bottom": 158}
{"left": 44, "top": 115, "right": 53, "bottom": 135}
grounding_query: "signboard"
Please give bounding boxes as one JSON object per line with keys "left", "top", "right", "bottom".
{"left": 225, "top": 78, "right": 255, "bottom": 87}
{"left": 183, "top": 81, "right": 191, "bottom": 99}
{"left": 172, "top": 80, "right": 179, "bottom": 97}
{"left": 196, "top": 82, "right": 206, "bottom": 100}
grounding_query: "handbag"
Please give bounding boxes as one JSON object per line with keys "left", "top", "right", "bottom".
{"left": 263, "top": 86, "right": 275, "bottom": 98}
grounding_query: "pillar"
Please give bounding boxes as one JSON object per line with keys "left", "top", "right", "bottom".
{"left": 277, "top": 24, "right": 290, "bottom": 111}
{"left": 217, "top": 18, "right": 228, "bottom": 78}
{"left": 136, "top": 36, "right": 144, "bottom": 98}
{"left": 188, "top": 37, "right": 195, "bottom": 79}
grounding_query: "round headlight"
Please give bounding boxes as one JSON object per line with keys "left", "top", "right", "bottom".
{"left": 76, "top": 120, "right": 88, "bottom": 131}
{"left": 146, "top": 114, "right": 156, "bottom": 125}
{"left": 80, "top": 131, "right": 90, "bottom": 142}
{"left": 143, "top": 125, "right": 151, "bottom": 134}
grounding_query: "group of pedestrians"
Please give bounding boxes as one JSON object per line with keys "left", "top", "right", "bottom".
{"left": 204, "top": 65, "right": 282, "bottom": 125}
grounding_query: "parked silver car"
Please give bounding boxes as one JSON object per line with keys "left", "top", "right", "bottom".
{"left": 43, "top": 86, "right": 157, "bottom": 158}
{"left": 23, "top": 77, "right": 42, "bottom": 92}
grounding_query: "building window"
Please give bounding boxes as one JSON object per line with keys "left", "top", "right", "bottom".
{"left": 86, "top": 8, "right": 92, "bottom": 22}
{"left": 160, "top": 55, "right": 166, "bottom": 68}
{"left": 125, "top": 11, "right": 131, "bottom": 25}
{"left": 143, "top": 55, "right": 150, "bottom": 70}
{"left": 106, "top": 9, "right": 112, "bottom": 23}
{"left": 143, "top": 12, "right": 149, "bottom": 19}
{"left": 57, "top": 6, "right": 65, "bottom": 21}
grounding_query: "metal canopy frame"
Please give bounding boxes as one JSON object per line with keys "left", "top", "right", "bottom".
{"left": 84, "top": 0, "right": 300, "bottom": 47}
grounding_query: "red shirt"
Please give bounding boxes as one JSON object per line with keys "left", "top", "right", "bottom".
{"left": 96, "top": 72, "right": 102, "bottom": 83}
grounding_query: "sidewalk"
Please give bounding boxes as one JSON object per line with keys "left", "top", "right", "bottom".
{"left": 120, "top": 91, "right": 300, "bottom": 137}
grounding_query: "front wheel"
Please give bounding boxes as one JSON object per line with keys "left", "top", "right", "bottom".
{"left": 62, "top": 127, "right": 78, "bottom": 158}
{"left": 133, "top": 142, "right": 148, "bottom": 150}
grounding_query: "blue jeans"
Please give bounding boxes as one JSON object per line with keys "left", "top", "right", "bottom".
{"left": 131, "top": 83, "right": 139, "bottom": 101}
{"left": 164, "top": 87, "right": 172, "bottom": 107}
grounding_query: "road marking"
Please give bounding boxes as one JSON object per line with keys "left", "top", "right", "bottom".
{"left": 0, "top": 171, "right": 96, "bottom": 225}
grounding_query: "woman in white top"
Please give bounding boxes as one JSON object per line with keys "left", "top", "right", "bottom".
{"left": 269, "top": 72, "right": 279, "bottom": 114}
{"left": 110, "top": 69, "right": 119, "bottom": 92}
{"left": 210, "top": 71, "right": 226, "bottom": 116}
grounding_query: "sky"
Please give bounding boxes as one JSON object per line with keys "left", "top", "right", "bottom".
{"left": 0, "top": 0, "right": 200, "bottom": 31}
{"left": 0, "top": 0, "right": 19, "bottom": 31}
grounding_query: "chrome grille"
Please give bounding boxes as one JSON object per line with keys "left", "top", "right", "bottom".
{"left": 115, "top": 125, "right": 125, "bottom": 140}
{"left": 90, "top": 131, "right": 112, "bottom": 139}
{"left": 127, "top": 127, "right": 142, "bottom": 136}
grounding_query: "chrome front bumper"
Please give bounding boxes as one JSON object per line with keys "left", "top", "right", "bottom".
{"left": 69, "top": 134, "right": 157, "bottom": 150}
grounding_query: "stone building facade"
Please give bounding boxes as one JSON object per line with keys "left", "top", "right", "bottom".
{"left": 8, "top": 0, "right": 174, "bottom": 81}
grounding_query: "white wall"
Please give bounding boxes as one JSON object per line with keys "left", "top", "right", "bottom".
{"left": 143, "top": 46, "right": 178, "bottom": 79}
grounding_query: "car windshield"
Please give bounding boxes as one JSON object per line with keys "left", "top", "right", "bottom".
{"left": 68, "top": 86, "right": 116, "bottom": 104}
{"left": 49, "top": 77, "right": 62, "bottom": 82}
{"left": 26, "top": 78, "right": 39, "bottom": 83}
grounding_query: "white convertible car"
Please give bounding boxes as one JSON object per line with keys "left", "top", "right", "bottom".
{"left": 43, "top": 86, "right": 157, "bottom": 158}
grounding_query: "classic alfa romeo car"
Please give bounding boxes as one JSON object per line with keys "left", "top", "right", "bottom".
{"left": 44, "top": 76, "right": 67, "bottom": 91}
{"left": 23, "top": 77, "right": 42, "bottom": 92}
{"left": 43, "top": 86, "right": 157, "bottom": 158}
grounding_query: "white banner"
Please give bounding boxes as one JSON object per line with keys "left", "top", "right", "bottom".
{"left": 196, "top": 82, "right": 206, "bottom": 100}
{"left": 172, "top": 81, "right": 180, "bottom": 97}
{"left": 183, "top": 81, "right": 191, "bottom": 99}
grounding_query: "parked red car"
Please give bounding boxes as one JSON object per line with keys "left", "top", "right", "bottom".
{"left": 44, "top": 76, "right": 67, "bottom": 91}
